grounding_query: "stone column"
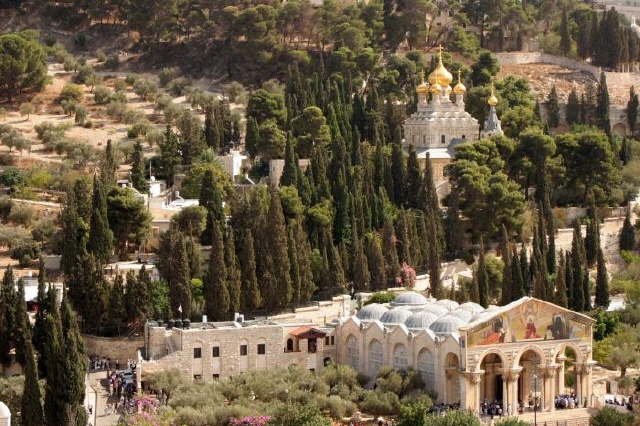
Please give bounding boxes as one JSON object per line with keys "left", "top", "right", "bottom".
{"left": 461, "top": 371, "right": 483, "bottom": 412}
{"left": 556, "top": 355, "right": 566, "bottom": 394}
{"left": 544, "top": 364, "right": 557, "bottom": 411}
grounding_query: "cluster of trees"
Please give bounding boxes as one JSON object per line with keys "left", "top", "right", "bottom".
{"left": 0, "top": 30, "right": 47, "bottom": 101}
{"left": 0, "top": 263, "right": 87, "bottom": 426}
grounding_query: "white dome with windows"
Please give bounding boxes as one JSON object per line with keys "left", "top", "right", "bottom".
{"left": 458, "top": 302, "right": 484, "bottom": 314}
{"left": 391, "top": 291, "right": 428, "bottom": 307}
{"left": 434, "top": 299, "right": 459, "bottom": 310}
{"left": 422, "top": 304, "right": 450, "bottom": 317}
{"left": 429, "top": 315, "right": 466, "bottom": 335}
{"left": 404, "top": 311, "right": 440, "bottom": 330}
{"left": 380, "top": 308, "right": 413, "bottom": 325}
{"left": 356, "top": 303, "right": 388, "bottom": 322}
{"left": 449, "top": 309, "right": 474, "bottom": 322}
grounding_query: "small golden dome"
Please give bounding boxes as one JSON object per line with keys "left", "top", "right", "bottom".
{"left": 428, "top": 45, "right": 453, "bottom": 86}
{"left": 416, "top": 70, "right": 429, "bottom": 94}
{"left": 430, "top": 68, "right": 442, "bottom": 94}
{"left": 453, "top": 70, "right": 466, "bottom": 94}
{"left": 488, "top": 83, "right": 498, "bottom": 106}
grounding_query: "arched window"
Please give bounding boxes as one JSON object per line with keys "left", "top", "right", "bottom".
{"left": 347, "top": 335, "right": 359, "bottom": 370}
{"left": 286, "top": 338, "right": 293, "bottom": 352}
{"left": 441, "top": 134, "right": 446, "bottom": 144}
{"left": 368, "top": 340, "right": 384, "bottom": 378}
{"left": 418, "top": 349, "right": 435, "bottom": 392}
{"left": 393, "top": 344, "right": 408, "bottom": 370}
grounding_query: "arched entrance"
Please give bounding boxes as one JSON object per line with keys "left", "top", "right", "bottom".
{"left": 445, "top": 353, "right": 460, "bottom": 404}
{"left": 553, "top": 345, "right": 582, "bottom": 407}
{"left": 479, "top": 353, "right": 505, "bottom": 404}
{"left": 518, "top": 350, "right": 542, "bottom": 412}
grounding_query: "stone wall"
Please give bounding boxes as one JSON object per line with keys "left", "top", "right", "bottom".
{"left": 82, "top": 334, "right": 144, "bottom": 361}
{"left": 495, "top": 52, "right": 602, "bottom": 80}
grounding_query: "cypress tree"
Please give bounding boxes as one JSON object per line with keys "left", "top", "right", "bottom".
{"left": 391, "top": 142, "right": 405, "bottom": 206}
{"left": 571, "top": 224, "right": 586, "bottom": 311}
{"left": 101, "top": 139, "right": 117, "bottom": 190}
{"left": 595, "top": 247, "right": 610, "bottom": 309}
{"left": 582, "top": 268, "right": 591, "bottom": 311}
{"left": 281, "top": 132, "right": 298, "bottom": 187}
{"left": 444, "top": 188, "right": 464, "bottom": 257}
{"left": 184, "top": 236, "right": 202, "bottom": 279}
{"left": 262, "top": 188, "right": 292, "bottom": 312}
{"left": 245, "top": 116, "right": 260, "bottom": 158}
{"left": 225, "top": 226, "right": 242, "bottom": 315}
{"left": 0, "top": 266, "right": 17, "bottom": 367}
{"left": 204, "top": 221, "right": 229, "bottom": 321}
{"left": 287, "top": 221, "right": 302, "bottom": 307}
{"left": 87, "top": 175, "right": 114, "bottom": 265}
{"left": 382, "top": 215, "right": 400, "bottom": 287}
{"left": 566, "top": 251, "right": 576, "bottom": 310}
{"left": 520, "top": 246, "right": 530, "bottom": 295}
{"left": 366, "top": 235, "right": 386, "bottom": 291}
{"left": 199, "top": 168, "right": 224, "bottom": 245}
{"left": 560, "top": 9, "right": 572, "bottom": 57}
{"left": 44, "top": 296, "right": 64, "bottom": 426}
{"left": 627, "top": 86, "right": 639, "bottom": 134}
{"left": 620, "top": 137, "right": 632, "bottom": 165}
{"left": 500, "top": 226, "right": 513, "bottom": 305}
{"left": 21, "top": 319, "right": 44, "bottom": 426}
{"left": 620, "top": 214, "right": 636, "bottom": 251}
{"left": 60, "top": 189, "right": 86, "bottom": 277}
{"left": 404, "top": 145, "right": 421, "bottom": 209}
{"left": 477, "top": 238, "right": 489, "bottom": 308}
{"left": 204, "top": 105, "right": 219, "bottom": 149}
{"left": 33, "top": 258, "right": 49, "bottom": 377}
{"left": 109, "top": 274, "right": 126, "bottom": 330}
{"left": 555, "top": 252, "right": 568, "bottom": 308}
{"left": 159, "top": 125, "right": 180, "bottom": 186}
{"left": 395, "top": 209, "right": 411, "bottom": 266}
{"left": 511, "top": 248, "right": 525, "bottom": 300}
{"left": 13, "top": 279, "right": 29, "bottom": 367}
{"left": 238, "top": 228, "right": 261, "bottom": 312}
{"left": 567, "top": 88, "right": 580, "bottom": 125}
{"left": 172, "top": 232, "right": 192, "bottom": 318}
{"left": 130, "top": 139, "right": 149, "bottom": 193}
{"left": 596, "top": 71, "right": 611, "bottom": 135}
{"left": 585, "top": 197, "right": 600, "bottom": 268}
{"left": 294, "top": 217, "right": 315, "bottom": 305}
{"left": 546, "top": 86, "right": 560, "bottom": 128}
{"left": 352, "top": 226, "right": 370, "bottom": 292}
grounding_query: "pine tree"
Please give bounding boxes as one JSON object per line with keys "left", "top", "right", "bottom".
{"left": 238, "top": 228, "right": 261, "bottom": 312}
{"left": 620, "top": 214, "right": 636, "bottom": 251}
{"left": 500, "top": 226, "right": 512, "bottom": 305}
{"left": 87, "top": 175, "right": 114, "bottom": 265}
{"left": 477, "top": 238, "right": 489, "bottom": 308}
{"left": 546, "top": 86, "right": 560, "bottom": 128}
{"left": 555, "top": 252, "right": 568, "bottom": 308}
{"left": 566, "top": 88, "right": 580, "bottom": 125}
{"left": 101, "top": 139, "right": 117, "bottom": 190}
{"left": 130, "top": 139, "right": 149, "bottom": 193}
{"left": 204, "top": 221, "right": 229, "bottom": 321}
{"left": 225, "top": 226, "right": 242, "bottom": 315}
{"left": 595, "top": 247, "right": 610, "bottom": 309}
{"left": 199, "top": 168, "right": 225, "bottom": 245}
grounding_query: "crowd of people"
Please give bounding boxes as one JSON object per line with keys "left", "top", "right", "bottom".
{"left": 480, "top": 399, "right": 504, "bottom": 417}
{"left": 555, "top": 393, "right": 582, "bottom": 409}
{"left": 605, "top": 395, "right": 637, "bottom": 411}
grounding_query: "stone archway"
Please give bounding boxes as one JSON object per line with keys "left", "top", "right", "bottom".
{"left": 479, "top": 353, "right": 506, "bottom": 404}
{"left": 612, "top": 122, "right": 628, "bottom": 136}
{"left": 553, "top": 343, "right": 583, "bottom": 404}
{"left": 445, "top": 353, "right": 460, "bottom": 404}
{"left": 517, "top": 349, "right": 543, "bottom": 412}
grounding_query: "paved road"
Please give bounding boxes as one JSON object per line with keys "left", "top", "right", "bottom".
{"left": 85, "top": 371, "right": 121, "bottom": 426}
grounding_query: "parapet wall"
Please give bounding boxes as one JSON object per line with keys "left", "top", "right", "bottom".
{"left": 82, "top": 334, "right": 144, "bottom": 361}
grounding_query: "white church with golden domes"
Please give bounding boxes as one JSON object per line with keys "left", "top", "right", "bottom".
{"left": 403, "top": 48, "right": 502, "bottom": 185}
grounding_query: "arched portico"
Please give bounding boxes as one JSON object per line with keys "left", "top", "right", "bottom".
{"left": 445, "top": 353, "right": 460, "bottom": 404}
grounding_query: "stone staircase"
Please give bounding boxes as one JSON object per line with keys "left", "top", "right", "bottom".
{"left": 480, "top": 408, "right": 594, "bottom": 426}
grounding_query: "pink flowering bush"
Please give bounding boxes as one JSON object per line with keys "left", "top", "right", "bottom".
{"left": 397, "top": 262, "right": 417, "bottom": 288}
{"left": 119, "top": 410, "right": 177, "bottom": 426}
{"left": 229, "top": 415, "right": 272, "bottom": 426}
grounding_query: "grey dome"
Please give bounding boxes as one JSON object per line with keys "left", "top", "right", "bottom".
{"left": 472, "top": 306, "right": 499, "bottom": 321}
{"left": 356, "top": 303, "right": 388, "bottom": 321}
{"left": 380, "top": 308, "right": 413, "bottom": 325}
{"left": 422, "top": 304, "right": 450, "bottom": 317}
{"left": 429, "top": 315, "right": 466, "bottom": 334}
{"left": 434, "top": 299, "right": 459, "bottom": 310}
{"left": 404, "top": 311, "right": 440, "bottom": 330}
{"left": 458, "top": 302, "right": 484, "bottom": 314}
{"left": 391, "top": 291, "right": 428, "bottom": 306}
{"left": 449, "top": 309, "right": 474, "bottom": 322}
{"left": 0, "top": 401, "right": 9, "bottom": 417}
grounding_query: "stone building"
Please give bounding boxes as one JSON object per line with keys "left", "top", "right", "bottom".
{"left": 335, "top": 293, "right": 595, "bottom": 412}
{"left": 402, "top": 48, "right": 502, "bottom": 186}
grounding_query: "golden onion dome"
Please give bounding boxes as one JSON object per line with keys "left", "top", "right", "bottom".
{"left": 488, "top": 83, "right": 498, "bottom": 106}
{"left": 416, "top": 70, "right": 429, "bottom": 94}
{"left": 430, "top": 68, "right": 442, "bottom": 94}
{"left": 428, "top": 45, "right": 453, "bottom": 86}
{"left": 453, "top": 70, "right": 466, "bottom": 94}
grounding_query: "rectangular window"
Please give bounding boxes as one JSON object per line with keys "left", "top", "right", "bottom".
{"left": 331, "top": 336, "right": 335, "bottom": 345}
{"left": 213, "top": 374, "right": 220, "bottom": 380}
{"left": 240, "top": 345, "right": 248, "bottom": 356}
{"left": 257, "top": 344, "right": 266, "bottom": 355}
{"left": 152, "top": 227, "right": 160, "bottom": 238}
{"left": 194, "top": 374, "right": 202, "bottom": 380}
{"left": 193, "top": 348, "right": 202, "bottom": 359}
{"left": 325, "top": 337, "right": 330, "bottom": 345}
{"left": 212, "top": 346, "right": 220, "bottom": 357}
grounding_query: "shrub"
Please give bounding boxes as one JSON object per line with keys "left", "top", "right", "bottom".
{"left": 113, "top": 78, "right": 128, "bottom": 92}
{"left": 8, "top": 204, "right": 35, "bottom": 227}
{"left": 163, "top": 103, "right": 186, "bottom": 125}
{"left": 154, "top": 93, "right": 173, "bottom": 112}
{"left": 93, "top": 85, "right": 111, "bottom": 104}
{"left": 317, "top": 394, "right": 355, "bottom": 419}
{"left": 60, "top": 84, "right": 84, "bottom": 102}
{"left": 11, "top": 241, "right": 40, "bottom": 267}
{"left": 19, "top": 103, "right": 35, "bottom": 120}
{"left": 75, "top": 105, "right": 88, "bottom": 125}
{"left": 50, "top": 42, "right": 69, "bottom": 63}
{"left": 589, "top": 407, "right": 633, "bottom": 426}
{"left": 133, "top": 79, "right": 159, "bottom": 101}
{"left": 365, "top": 291, "right": 397, "bottom": 305}
{"left": 84, "top": 120, "right": 93, "bottom": 128}
{"left": 223, "top": 81, "right": 248, "bottom": 104}
{"left": 125, "top": 73, "right": 140, "bottom": 85}
{"left": 73, "top": 64, "right": 95, "bottom": 84}
{"left": 61, "top": 99, "right": 77, "bottom": 116}
{"left": 63, "top": 55, "right": 77, "bottom": 72}
{"left": 128, "top": 119, "right": 151, "bottom": 138}
{"left": 95, "top": 49, "right": 107, "bottom": 62}
{"left": 360, "top": 390, "right": 400, "bottom": 416}
{"left": 169, "top": 77, "right": 191, "bottom": 96}
{"left": 0, "top": 197, "right": 14, "bottom": 220}
{"left": 42, "top": 35, "right": 57, "bottom": 47}
{"left": 0, "top": 167, "right": 26, "bottom": 187}
{"left": 106, "top": 101, "right": 128, "bottom": 121}
{"left": 146, "top": 128, "right": 164, "bottom": 147}
{"left": 109, "top": 91, "right": 127, "bottom": 104}
{"left": 73, "top": 31, "right": 86, "bottom": 47}
{"left": 159, "top": 67, "right": 179, "bottom": 87}
{"left": 105, "top": 55, "right": 119, "bottom": 70}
